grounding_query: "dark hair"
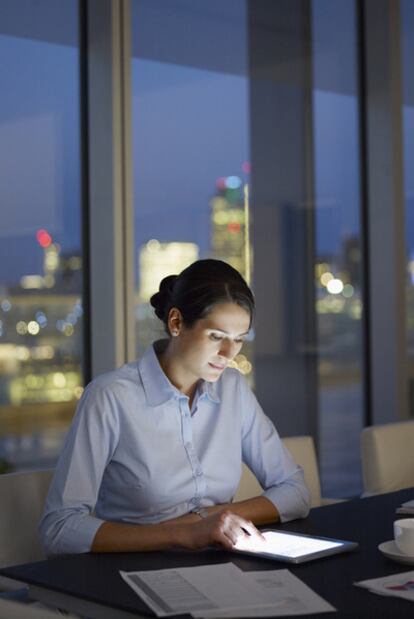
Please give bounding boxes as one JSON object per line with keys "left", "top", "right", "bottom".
{"left": 150, "top": 259, "right": 254, "bottom": 333}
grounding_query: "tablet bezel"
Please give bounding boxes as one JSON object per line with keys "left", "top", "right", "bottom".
{"left": 231, "top": 529, "right": 359, "bottom": 564}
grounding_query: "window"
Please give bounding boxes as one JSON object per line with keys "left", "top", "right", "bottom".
{"left": 132, "top": 0, "right": 253, "bottom": 378}
{"left": 0, "top": 1, "right": 83, "bottom": 471}
{"left": 131, "top": 0, "right": 364, "bottom": 498}
{"left": 312, "top": 0, "right": 364, "bottom": 496}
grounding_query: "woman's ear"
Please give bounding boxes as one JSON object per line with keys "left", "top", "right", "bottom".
{"left": 167, "top": 307, "right": 183, "bottom": 337}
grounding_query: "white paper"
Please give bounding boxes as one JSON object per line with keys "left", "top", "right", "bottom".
{"left": 120, "top": 562, "right": 336, "bottom": 617}
{"left": 396, "top": 499, "right": 414, "bottom": 515}
{"left": 355, "top": 570, "right": 414, "bottom": 602}
{"left": 202, "top": 570, "right": 336, "bottom": 617}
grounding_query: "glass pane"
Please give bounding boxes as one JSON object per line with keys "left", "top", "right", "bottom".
{"left": 312, "top": 0, "right": 364, "bottom": 497}
{"left": 132, "top": 0, "right": 363, "bottom": 498}
{"left": 0, "top": 1, "right": 83, "bottom": 472}
{"left": 401, "top": 0, "right": 414, "bottom": 419}
{"left": 132, "top": 0, "right": 254, "bottom": 380}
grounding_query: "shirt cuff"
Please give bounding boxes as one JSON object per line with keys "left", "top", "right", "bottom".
{"left": 263, "top": 476, "right": 310, "bottom": 522}
{"left": 47, "top": 513, "right": 105, "bottom": 556}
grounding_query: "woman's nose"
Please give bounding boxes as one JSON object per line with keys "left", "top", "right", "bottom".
{"left": 219, "top": 339, "right": 236, "bottom": 359}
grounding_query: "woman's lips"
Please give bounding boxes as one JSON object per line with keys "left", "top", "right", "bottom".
{"left": 208, "top": 362, "right": 225, "bottom": 371}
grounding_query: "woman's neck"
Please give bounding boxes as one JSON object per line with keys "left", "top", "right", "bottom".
{"left": 157, "top": 343, "right": 197, "bottom": 402}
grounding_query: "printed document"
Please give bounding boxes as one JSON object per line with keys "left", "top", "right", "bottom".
{"left": 355, "top": 570, "right": 414, "bottom": 602}
{"left": 396, "top": 499, "right": 414, "bottom": 515}
{"left": 120, "top": 562, "right": 335, "bottom": 617}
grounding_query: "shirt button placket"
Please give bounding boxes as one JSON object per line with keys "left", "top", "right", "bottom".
{"left": 180, "top": 398, "right": 205, "bottom": 506}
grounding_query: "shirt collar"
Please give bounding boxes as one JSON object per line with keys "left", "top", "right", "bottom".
{"left": 138, "top": 340, "right": 179, "bottom": 406}
{"left": 199, "top": 379, "right": 220, "bottom": 404}
{"left": 138, "top": 340, "right": 221, "bottom": 407}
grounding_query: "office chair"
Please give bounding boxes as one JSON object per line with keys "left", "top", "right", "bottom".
{"left": 361, "top": 420, "right": 414, "bottom": 495}
{"left": 0, "top": 469, "right": 53, "bottom": 594}
{"left": 234, "top": 435, "right": 336, "bottom": 508}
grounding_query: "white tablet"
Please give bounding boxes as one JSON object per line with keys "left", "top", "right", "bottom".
{"left": 232, "top": 529, "right": 358, "bottom": 564}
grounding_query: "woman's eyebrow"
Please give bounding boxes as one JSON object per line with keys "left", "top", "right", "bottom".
{"left": 209, "top": 328, "right": 249, "bottom": 337}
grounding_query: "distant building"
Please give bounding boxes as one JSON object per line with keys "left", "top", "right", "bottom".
{"left": 138, "top": 240, "right": 199, "bottom": 302}
{"left": 210, "top": 176, "right": 251, "bottom": 282}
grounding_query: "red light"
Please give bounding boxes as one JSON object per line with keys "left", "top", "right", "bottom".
{"left": 216, "top": 177, "right": 227, "bottom": 190}
{"left": 242, "top": 161, "right": 251, "bottom": 174}
{"left": 36, "top": 229, "right": 52, "bottom": 248}
{"left": 227, "top": 222, "right": 241, "bottom": 233}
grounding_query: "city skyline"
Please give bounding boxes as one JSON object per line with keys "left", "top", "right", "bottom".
{"left": 0, "top": 34, "right": 389, "bottom": 286}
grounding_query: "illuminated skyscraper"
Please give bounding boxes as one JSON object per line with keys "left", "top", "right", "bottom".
{"left": 210, "top": 175, "right": 254, "bottom": 380}
{"left": 138, "top": 240, "right": 199, "bottom": 302}
{"left": 210, "top": 175, "right": 251, "bottom": 282}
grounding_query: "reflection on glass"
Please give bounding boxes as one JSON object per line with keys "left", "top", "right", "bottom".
{"left": 312, "top": 0, "right": 364, "bottom": 497}
{"left": 0, "top": 1, "right": 82, "bottom": 471}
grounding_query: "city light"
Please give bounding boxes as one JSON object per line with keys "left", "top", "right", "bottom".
{"left": 44, "top": 244, "right": 60, "bottom": 271}
{"left": 36, "top": 229, "right": 52, "bottom": 248}
{"left": 35, "top": 312, "right": 48, "bottom": 328}
{"left": 31, "top": 346, "right": 54, "bottom": 360}
{"left": 228, "top": 353, "right": 252, "bottom": 375}
{"left": 16, "top": 321, "right": 28, "bottom": 335}
{"left": 14, "top": 346, "right": 30, "bottom": 361}
{"left": 139, "top": 241, "right": 198, "bottom": 301}
{"left": 326, "top": 278, "right": 344, "bottom": 294}
{"left": 27, "top": 321, "right": 40, "bottom": 335}
{"left": 53, "top": 372, "right": 66, "bottom": 388}
{"left": 74, "top": 386, "right": 84, "bottom": 399}
{"left": 349, "top": 300, "right": 362, "bottom": 320}
{"left": 227, "top": 222, "right": 241, "bottom": 233}
{"left": 63, "top": 324, "right": 74, "bottom": 336}
{"left": 20, "top": 275, "right": 44, "bottom": 289}
{"left": 43, "top": 274, "right": 55, "bottom": 288}
{"left": 343, "top": 284, "right": 354, "bottom": 298}
{"left": 320, "top": 271, "right": 334, "bottom": 287}
{"left": 146, "top": 239, "right": 160, "bottom": 252}
{"left": 225, "top": 176, "right": 242, "bottom": 189}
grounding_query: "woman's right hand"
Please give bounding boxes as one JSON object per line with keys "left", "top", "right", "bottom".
{"left": 182, "top": 509, "right": 265, "bottom": 551}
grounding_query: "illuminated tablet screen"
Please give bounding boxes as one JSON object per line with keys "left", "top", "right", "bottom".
{"left": 234, "top": 530, "right": 343, "bottom": 559}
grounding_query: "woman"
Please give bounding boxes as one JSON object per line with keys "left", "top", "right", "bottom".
{"left": 39, "top": 259, "right": 310, "bottom": 556}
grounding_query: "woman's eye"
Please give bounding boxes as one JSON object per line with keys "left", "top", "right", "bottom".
{"left": 210, "top": 334, "right": 222, "bottom": 341}
{"left": 235, "top": 339, "right": 244, "bottom": 345}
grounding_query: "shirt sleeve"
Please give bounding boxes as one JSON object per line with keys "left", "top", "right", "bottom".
{"left": 38, "top": 381, "right": 120, "bottom": 556}
{"left": 239, "top": 375, "right": 311, "bottom": 522}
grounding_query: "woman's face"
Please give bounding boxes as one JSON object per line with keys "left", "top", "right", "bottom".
{"left": 172, "top": 302, "right": 251, "bottom": 384}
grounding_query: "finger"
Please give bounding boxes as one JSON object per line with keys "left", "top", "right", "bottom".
{"left": 233, "top": 517, "right": 265, "bottom": 541}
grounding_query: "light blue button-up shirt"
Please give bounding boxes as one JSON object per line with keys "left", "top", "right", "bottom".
{"left": 39, "top": 341, "right": 310, "bottom": 556}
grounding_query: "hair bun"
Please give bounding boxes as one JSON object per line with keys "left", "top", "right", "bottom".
{"left": 150, "top": 274, "right": 178, "bottom": 320}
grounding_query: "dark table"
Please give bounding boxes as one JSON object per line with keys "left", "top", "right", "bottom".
{"left": 1, "top": 488, "right": 414, "bottom": 618}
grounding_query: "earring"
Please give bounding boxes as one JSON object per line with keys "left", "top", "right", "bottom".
{"left": 171, "top": 330, "right": 178, "bottom": 337}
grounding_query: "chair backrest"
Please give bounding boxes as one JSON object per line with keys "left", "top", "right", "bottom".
{"left": 233, "top": 435, "right": 322, "bottom": 507}
{"left": 361, "top": 420, "right": 414, "bottom": 495}
{"left": 0, "top": 469, "right": 54, "bottom": 569}
{"left": 282, "top": 436, "right": 322, "bottom": 507}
